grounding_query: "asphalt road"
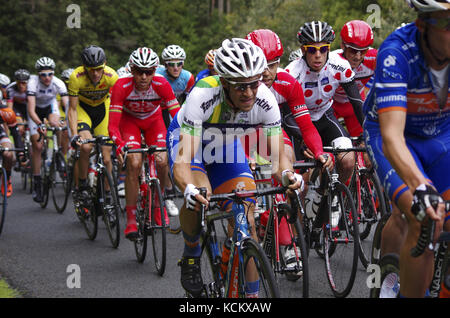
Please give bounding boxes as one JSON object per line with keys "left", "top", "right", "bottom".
{"left": 0, "top": 171, "right": 373, "bottom": 298}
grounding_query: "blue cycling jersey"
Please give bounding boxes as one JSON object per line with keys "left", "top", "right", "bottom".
{"left": 156, "top": 66, "right": 195, "bottom": 100}
{"left": 363, "top": 22, "right": 450, "bottom": 205}
{"left": 364, "top": 23, "right": 450, "bottom": 138}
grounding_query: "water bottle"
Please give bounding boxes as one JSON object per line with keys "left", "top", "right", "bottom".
{"left": 88, "top": 165, "right": 97, "bottom": 188}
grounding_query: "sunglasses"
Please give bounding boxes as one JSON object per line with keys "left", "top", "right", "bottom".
{"left": 86, "top": 64, "right": 105, "bottom": 71}
{"left": 226, "top": 78, "right": 261, "bottom": 92}
{"left": 166, "top": 61, "right": 183, "bottom": 68}
{"left": 266, "top": 59, "right": 280, "bottom": 69}
{"left": 303, "top": 44, "right": 330, "bottom": 54}
{"left": 424, "top": 17, "right": 450, "bottom": 31}
{"left": 39, "top": 72, "right": 54, "bottom": 77}
{"left": 344, "top": 44, "right": 369, "bottom": 55}
{"left": 134, "top": 67, "right": 155, "bottom": 76}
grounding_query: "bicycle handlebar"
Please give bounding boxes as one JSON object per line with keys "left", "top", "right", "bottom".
{"left": 122, "top": 145, "right": 167, "bottom": 170}
{"left": 411, "top": 200, "right": 450, "bottom": 257}
{"left": 201, "top": 186, "right": 288, "bottom": 204}
{"left": 323, "top": 146, "right": 367, "bottom": 153}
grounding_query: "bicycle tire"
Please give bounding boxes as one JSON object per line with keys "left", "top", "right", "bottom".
{"left": 199, "top": 228, "right": 225, "bottom": 298}
{"left": 239, "top": 238, "right": 280, "bottom": 298}
{"left": 77, "top": 187, "right": 98, "bottom": 241}
{"left": 21, "top": 168, "right": 28, "bottom": 191}
{"left": 40, "top": 157, "right": 50, "bottom": 209}
{"left": 51, "top": 152, "right": 70, "bottom": 214}
{"left": 98, "top": 167, "right": 121, "bottom": 248}
{"left": 134, "top": 182, "right": 148, "bottom": 263}
{"left": 369, "top": 253, "right": 400, "bottom": 298}
{"left": 287, "top": 218, "right": 309, "bottom": 298}
{"left": 150, "top": 179, "right": 167, "bottom": 276}
{"left": 356, "top": 170, "right": 388, "bottom": 268}
{"left": 324, "top": 181, "right": 360, "bottom": 298}
{"left": 370, "top": 212, "right": 391, "bottom": 266}
{"left": 0, "top": 168, "right": 8, "bottom": 236}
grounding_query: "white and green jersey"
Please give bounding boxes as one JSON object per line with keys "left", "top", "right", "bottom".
{"left": 177, "top": 75, "right": 282, "bottom": 140}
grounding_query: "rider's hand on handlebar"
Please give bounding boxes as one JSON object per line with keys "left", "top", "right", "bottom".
{"left": 184, "top": 184, "right": 209, "bottom": 211}
{"left": 281, "top": 170, "right": 304, "bottom": 193}
{"left": 318, "top": 153, "right": 334, "bottom": 171}
{"left": 411, "top": 183, "right": 444, "bottom": 222}
{"left": 70, "top": 135, "right": 81, "bottom": 148}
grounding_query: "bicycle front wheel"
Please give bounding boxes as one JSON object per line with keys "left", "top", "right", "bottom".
{"left": 40, "top": 156, "right": 50, "bottom": 209}
{"left": 356, "top": 170, "right": 388, "bottom": 268}
{"left": 239, "top": 238, "right": 280, "bottom": 298}
{"left": 324, "top": 182, "right": 360, "bottom": 298}
{"left": 51, "top": 152, "right": 70, "bottom": 213}
{"left": 150, "top": 179, "right": 167, "bottom": 276}
{"left": 0, "top": 168, "right": 8, "bottom": 236}
{"left": 98, "top": 167, "right": 121, "bottom": 248}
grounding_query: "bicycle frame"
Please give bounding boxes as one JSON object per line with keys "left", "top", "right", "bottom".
{"left": 201, "top": 187, "right": 285, "bottom": 298}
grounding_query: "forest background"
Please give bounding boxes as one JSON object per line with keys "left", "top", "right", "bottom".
{"left": 0, "top": 0, "right": 416, "bottom": 77}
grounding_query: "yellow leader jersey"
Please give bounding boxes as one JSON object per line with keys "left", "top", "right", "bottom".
{"left": 68, "top": 65, "right": 118, "bottom": 106}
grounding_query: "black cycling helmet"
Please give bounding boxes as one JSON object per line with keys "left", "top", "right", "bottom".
{"left": 297, "top": 21, "right": 335, "bottom": 45}
{"left": 81, "top": 45, "right": 106, "bottom": 67}
{"left": 14, "top": 69, "right": 31, "bottom": 81}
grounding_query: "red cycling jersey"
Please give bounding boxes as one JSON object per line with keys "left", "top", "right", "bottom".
{"left": 272, "top": 70, "right": 324, "bottom": 158}
{"left": 332, "top": 48, "right": 377, "bottom": 136}
{"left": 108, "top": 74, "right": 180, "bottom": 148}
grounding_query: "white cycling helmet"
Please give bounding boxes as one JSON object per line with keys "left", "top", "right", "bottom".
{"left": 406, "top": 0, "right": 450, "bottom": 12}
{"left": 161, "top": 45, "right": 186, "bottom": 61}
{"left": 214, "top": 38, "right": 267, "bottom": 79}
{"left": 35, "top": 56, "right": 56, "bottom": 70}
{"left": 129, "top": 47, "right": 159, "bottom": 68}
{"left": 0, "top": 73, "right": 11, "bottom": 87}
{"left": 61, "top": 68, "right": 74, "bottom": 81}
{"left": 289, "top": 49, "right": 303, "bottom": 62}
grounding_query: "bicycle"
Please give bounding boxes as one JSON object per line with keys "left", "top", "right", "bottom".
{"left": 72, "top": 136, "right": 121, "bottom": 248}
{"left": 191, "top": 187, "right": 281, "bottom": 298}
{"left": 298, "top": 153, "right": 360, "bottom": 298}
{"left": 37, "top": 125, "right": 69, "bottom": 212}
{"left": 124, "top": 145, "right": 167, "bottom": 276}
{"left": 252, "top": 163, "right": 310, "bottom": 298}
{"left": 165, "top": 171, "right": 183, "bottom": 235}
{"left": 0, "top": 146, "right": 25, "bottom": 236}
{"left": 369, "top": 200, "right": 450, "bottom": 298}
{"left": 331, "top": 140, "right": 389, "bottom": 268}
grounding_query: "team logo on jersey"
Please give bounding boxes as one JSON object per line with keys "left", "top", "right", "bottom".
{"left": 320, "top": 77, "right": 329, "bottom": 85}
{"left": 383, "top": 55, "right": 397, "bottom": 67}
{"left": 200, "top": 92, "right": 220, "bottom": 113}
{"left": 305, "top": 82, "right": 318, "bottom": 88}
{"left": 255, "top": 98, "right": 272, "bottom": 112}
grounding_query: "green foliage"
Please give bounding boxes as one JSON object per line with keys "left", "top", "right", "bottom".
{"left": 0, "top": 0, "right": 419, "bottom": 79}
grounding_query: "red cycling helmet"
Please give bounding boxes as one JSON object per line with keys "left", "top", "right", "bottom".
{"left": 340, "top": 20, "right": 374, "bottom": 49}
{"left": 246, "top": 29, "right": 283, "bottom": 61}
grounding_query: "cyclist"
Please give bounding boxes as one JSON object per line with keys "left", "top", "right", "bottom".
{"left": 156, "top": 45, "right": 195, "bottom": 127}
{"left": 194, "top": 49, "right": 218, "bottom": 84}
{"left": 168, "top": 38, "right": 302, "bottom": 297}
{"left": 285, "top": 21, "right": 364, "bottom": 225}
{"left": 0, "top": 106, "right": 17, "bottom": 197}
{"left": 27, "top": 57, "right": 68, "bottom": 203}
{"left": 6, "top": 69, "right": 30, "bottom": 166}
{"left": 67, "top": 45, "right": 118, "bottom": 203}
{"left": 108, "top": 47, "right": 181, "bottom": 240}
{"left": 246, "top": 28, "right": 333, "bottom": 276}
{"left": 332, "top": 20, "right": 377, "bottom": 137}
{"left": 363, "top": 0, "right": 450, "bottom": 298}
{"left": 0, "top": 73, "right": 10, "bottom": 102}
